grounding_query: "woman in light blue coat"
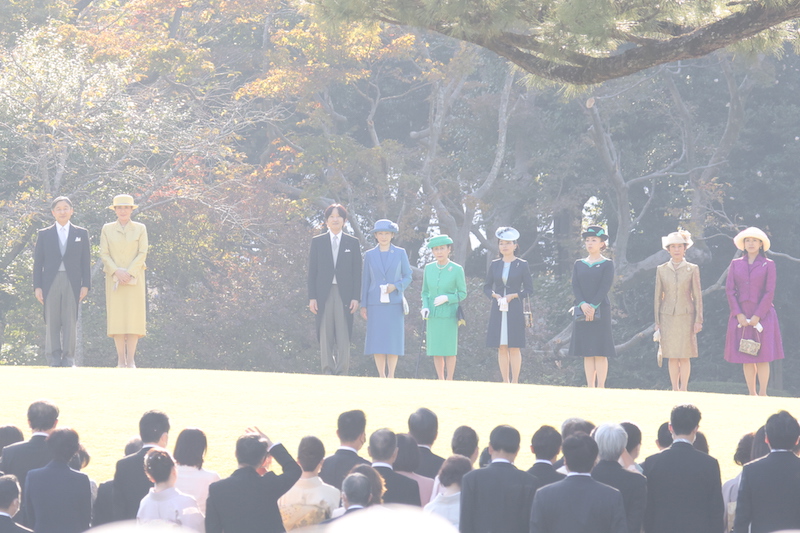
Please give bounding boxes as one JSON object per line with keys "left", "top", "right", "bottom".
{"left": 360, "top": 219, "right": 413, "bottom": 378}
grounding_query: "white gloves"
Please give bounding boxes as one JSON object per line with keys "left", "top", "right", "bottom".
{"left": 498, "top": 297, "right": 508, "bottom": 312}
{"left": 434, "top": 295, "right": 449, "bottom": 307}
{"left": 421, "top": 308, "right": 430, "bottom": 319}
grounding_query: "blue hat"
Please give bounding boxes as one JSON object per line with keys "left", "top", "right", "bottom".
{"left": 427, "top": 234, "right": 454, "bottom": 249}
{"left": 582, "top": 225, "right": 609, "bottom": 241}
{"left": 495, "top": 227, "right": 520, "bottom": 241}
{"left": 371, "top": 219, "right": 399, "bottom": 233}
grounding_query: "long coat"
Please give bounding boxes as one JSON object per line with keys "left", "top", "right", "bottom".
{"left": 654, "top": 261, "right": 703, "bottom": 359}
{"left": 32, "top": 223, "right": 91, "bottom": 309}
{"left": 483, "top": 258, "right": 533, "bottom": 348}
{"left": 360, "top": 244, "right": 413, "bottom": 355}
{"left": 307, "top": 231, "right": 362, "bottom": 339}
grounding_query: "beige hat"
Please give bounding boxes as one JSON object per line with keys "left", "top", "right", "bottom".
{"left": 662, "top": 230, "right": 693, "bottom": 251}
{"left": 733, "top": 227, "right": 770, "bottom": 252}
{"left": 108, "top": 194, "right": 137, "bottom": 210}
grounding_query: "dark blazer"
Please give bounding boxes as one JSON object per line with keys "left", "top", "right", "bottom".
{"left": 460, "top": 461, "right": 540, "bottom": 533}
{"left": 205, "top": 443, "right": 302, "bottom": 533}
{"left": 415, "top": 446, "right": 445, "bottom": 479}
{"left": 23, "top": 461, "right": 91, "bottom": 533}
{"left": 92, "top": 479, "right": 115, "bottom": 527}
{"left": 734, "top": 450, "right": 800, "bottom": 533}
{"left": 530, "top": 475, "right": 627, "bottom": 533}
{"left": 319, "top": 448, "right": 370, "bottom": 490}
{"left": 307, "top": 231, "right": 362, "bottom": 337}
{"left": 642, "top": 441, "right": 723, "bottom": 533}
{"left": 373, "top": 465, "right": 421, "bottom": 506}
{"left": 591, "top": 460, "right": 647, "bottom": 533}
{"left": 32, "top": 223, "right": 91, "bottom": 306}
{"left": 483, "top": 258, "right": 533, "bottom": 348}
{"left": 526, "top": 462, "right": 565, "bottom": 487}
{"left": 0, "top": 516, "right": 31, "bottom": 533}
{"left": 112, "top": 446, "right": 153, "bottom": 520}
{"left": 0, "top": 435, "right": 50, "bottom": 524}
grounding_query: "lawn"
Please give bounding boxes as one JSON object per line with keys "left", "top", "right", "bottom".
{"left": 1, "top": 366, "right": 798, "bottom": 483}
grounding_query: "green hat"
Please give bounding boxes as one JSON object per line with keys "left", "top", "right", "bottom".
{"left": 427, "top": 234, "right": 454, "bottom": 249}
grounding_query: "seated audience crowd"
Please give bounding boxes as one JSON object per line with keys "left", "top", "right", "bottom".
{"left": 1, "top": 400, "right": 798, "bottom": 533}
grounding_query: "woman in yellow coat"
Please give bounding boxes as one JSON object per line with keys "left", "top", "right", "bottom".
{"left": 654, "top": 229, "right": 703, "bottom": 391}
{"left": 100, "top": 194, "right": 148, "bottom": 368}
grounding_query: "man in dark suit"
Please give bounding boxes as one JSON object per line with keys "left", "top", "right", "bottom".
{"left": 92, "top": 437, "right": 142, "bottom": 527}
{"left": 206, "top": 429, "right": 302, "bottom": 533}
{"left": 526, "top": 425, "right": 565, "bottom": 487}
{"left": 112, "top": 410, "right": 170, "bottom": 520}
{"left": 642, "top": 404, "right": 723, "bottom": 533}
{"left": 734, "top": 410, "right": 800, "bottom": 533}
{"left": 23, "top": 429, "right": 91, "bottom": 533}
{"left": 639, "top": 421, "right": 672, "bottom": 473}
{"left": 591, "top": 423, "right": 647, "bottom": 533}
{"left": 408, "top": 408, "right": 445, "bottom": 478}
{"left": 323, "top": 472, "right": 371, "bottom": 523}
{"left": 319, "top": 410, "right": 370, "bottom": 490}
{"left": 368, "top": 429, "right": 421, "bottom": 506}
{"left": 460, "top": 425, "right": 540, "bottom": 533}
{"left": 0, "top": 401, "right": 58, "bottom": 526}
{"left": 308, "top": 203, "right": 362, "bottom": 375}
{"left": 0, "top": 476, "right": 32, "bottom": 533}
{"left": 32, "top": 196, "right": 91, "bottom": 367}
{"left": 530, "top": 433, "right": 627, "bottom": 533}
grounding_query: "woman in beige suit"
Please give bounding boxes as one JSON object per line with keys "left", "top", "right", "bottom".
{"left": 100, "top": 194, "right": 148, "bottom": 368}
{"left": 654, "top": 230, "right": 703, "bottom": 391}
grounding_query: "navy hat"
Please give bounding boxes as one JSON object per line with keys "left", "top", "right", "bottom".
{"left": 582, "top": 225, "right": 609, "bottom": 241}
{"left": 495, "top": 227, "right": 520, "bottom": 241}
{"left": 371, "top": 219, "right": 399, "bottom": 233}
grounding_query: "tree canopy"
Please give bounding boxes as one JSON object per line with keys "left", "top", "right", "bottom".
{"left": 314, "top": 0, "right": 800, "bottom": 84}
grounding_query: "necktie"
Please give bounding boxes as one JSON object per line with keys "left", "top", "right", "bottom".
{"left": 59, "top": 227, "right": 67, "bottom": 255}
{"left": 332, "top": 235, "right": 340, "bottom": 267}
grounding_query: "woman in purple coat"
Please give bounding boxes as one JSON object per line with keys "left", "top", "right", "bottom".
{"left": 724, "top": 227, "right": 784, "bottom": 396}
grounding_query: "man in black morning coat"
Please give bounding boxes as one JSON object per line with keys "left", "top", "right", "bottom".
{"left": 408, "top": 408, "right": 445, "bottom": 479}
{"left": 205, "top": 430, "right": 302, "bottom": 533}
{"left": 112, "top": 410, "right": 170, "bottom": 520}
{"left": 642, "top": 404, "right": 723, "bottom": 533}
{"left": 460, "top": 425, "right": 540, "bottom": 533}
{"left": 319, "top": 410, "right": 370, "bottom": 490}
{"left": 526, "top": 425, "right": 566, "bottom": 487}
{"left": 368, "top": 429, "right": 421, "bottom": 506}
{"left": 307, "top": 203, "right": 362, "bottom": 375}
{"left": 734, "top": 410, "right": 800, "bottom": 533}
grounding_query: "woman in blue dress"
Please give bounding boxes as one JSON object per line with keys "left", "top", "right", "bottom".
{"left": 568, "top": 225, "right": 616, "bottom": 388}
{"left": 483, "top": 227, "right": 533, "bottom": 383}
{"left": 360, "top": 219, "right": 413, "bottom": 378}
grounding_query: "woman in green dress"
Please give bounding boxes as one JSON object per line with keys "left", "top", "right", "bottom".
{"left": 421, "top": 235, "right": 467, "bottom": 380}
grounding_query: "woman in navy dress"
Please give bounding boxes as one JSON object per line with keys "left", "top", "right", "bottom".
{"left": 568, "top": 225, "right": 616, "bottom": 388}
{"left": 360, "top": 219, "right": 413, "bottom": 378}
{"left": 483, "top": 227, "right": 533, "bottom": 383}
{"left": 724, "top": 227, "right": 784, "bottom": 396}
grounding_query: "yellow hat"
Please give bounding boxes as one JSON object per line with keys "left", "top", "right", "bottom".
{"left": 108, "top": 194, "right": 138, "bottom": 210}
{"left": 733, "top": 227, "right": 770, "bottom": 252}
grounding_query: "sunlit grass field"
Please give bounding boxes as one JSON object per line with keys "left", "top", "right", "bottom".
{"left": 2, "top": 366, "right": 799, "bottom": 483}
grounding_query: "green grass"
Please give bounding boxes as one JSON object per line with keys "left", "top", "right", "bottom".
{"left": 2, "top": 366, "right": 798, "bottom": 483}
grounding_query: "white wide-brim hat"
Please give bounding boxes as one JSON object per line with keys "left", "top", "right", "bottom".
{"left": 495, "top": 227, "right": 520, "bottom": 241}
{"left": 734, "top": 227, "right": 770, "bottom": 252}
{"left": 662, "top": 230, "right": 693, "bottom": 251}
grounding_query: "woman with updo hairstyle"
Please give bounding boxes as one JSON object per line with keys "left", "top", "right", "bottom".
{"left": 424, "top": 455, "right": 472, "bottom": 528}
{"left": 484, "top": 227, "right": 533, "bottom": 383}
{"left": 137, "top": 448, "right": 204, "bottom": 531}
{"left": 568, "top": 225, "right": 616, "bottom": 388}
{"left": 721, "top": 432, "right": 755, "bottom": 533}
{"left": 173, "top": 428, "right": 220, "bottom": 514}
{"left": 724, "top": 227, "right": 784, "bottom": 396}
{"left": 654, "top": 229, "right": 703, "bottom": 391}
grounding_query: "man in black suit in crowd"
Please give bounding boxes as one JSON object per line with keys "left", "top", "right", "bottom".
{"left": 23, "top": 429, "right": 91, "bottom": 533}
{"left": 552, "top": 418, "right": 594, "bottom": 472}
{"left": 368, "top": 429, "right": 421, "bottom": 506}
{"left": 319, "top": 410, "right": 370, "bottom": 490}
{"left": 460, "top": 425, "right": 540, "bottom": 533}
{"left": 530, "top": 433, "right": 627, "bottom": 533}
{"left": 591, "top": 423, "right": 647, "bottom": 533}
{"left": 408, "top": 408, "right": 445, "bottom": 478}
{"left": 0, "top": 476, "right": 31, "bottom": 533}
{"left": 112, "top": 410, "right": 170, "bottom": 520}
{"left": 640, "top": 421, "right": 672, "bottom": 473}
{"left": 307, "top": 203, "right": 362, "bottom": 375}
{"left": 734, "top": 410, "right": 800, "bottom": 533}
{"left": 336, "top": 473, "right": 371, "bottom": 520}
{"left": 206, "top": 428, "right": 302, "bottom": 533}
{"left": 0, "top": 401, "right": 58, "bottom": 525}
{"left": 642, "top": 404, "right": 723, "bottom": 533}
{"left": 92, "top": 437, "right": 142, "bottom": 527}
{"left": 32, "top": 196, "right": 91, "bottom": 367}
{"left": 526, "top": 425, "right": 565, "bottom": 487}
